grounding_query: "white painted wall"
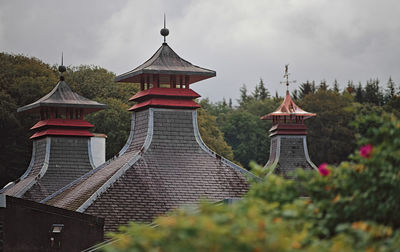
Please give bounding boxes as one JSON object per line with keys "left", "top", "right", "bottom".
{"left": 90, "top": 134, "right": 106, "bottom": 168}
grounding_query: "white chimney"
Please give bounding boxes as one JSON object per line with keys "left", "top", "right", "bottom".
{"left": 90, "top": 133, "right": 107, "bottom": 168}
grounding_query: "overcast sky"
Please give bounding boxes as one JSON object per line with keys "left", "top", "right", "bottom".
{"left": 1, "top": 0, "right": 399, "bottom": 102}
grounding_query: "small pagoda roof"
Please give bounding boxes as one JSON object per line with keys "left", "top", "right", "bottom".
{"left": 115, "top": 43, "right": 216, "bottom": 84}
{"left": 17, "top": 81, "right": 106, "bottom": 113}
{"left": 261, "top": 91, "right": 316, "bottom": 120}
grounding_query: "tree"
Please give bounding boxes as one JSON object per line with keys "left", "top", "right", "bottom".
{"left": 332, "top": 79, "right": 340, "bottom": 93}
{"left": 197, "top": 108, "right": 234, "bottom": 161}
{"left": 86, "top": 98, "right": 131, "bottom": 160}
{"left": 385, "top": 77, "right": 396, "bottom": 101}
{"left": 253, "top": 78, "right": 269, "bottom": 100}
{"left": 364, "top": 79, "right": 383, "bottom": 105}
{"left": 355, "top": 82, "right": 364, "bottom": 103}
{"left": 0, "top": 53, "right": 58, "bottom": 188}
{"left": 319, "top": 79, "right": 328, "bottom": 91}
{"left": 64, "top": 65, "right": 138, "bottom": 102}
{"left": 220, "top": 110, "right": 269, "bottom": 167}
{"left": 299, "top": 81, "right": 313, "bottom": 98}
{"left": 238, "top": 84, "right": 250, "bottom": 105}
{"left": 345, "top": 80, "right": 355, "bottom": 95}
{"left": 291, "top": 89, "right": 298, "bottom": 100}
{"left": 299, "top": 90, "right": 356, "bottom": 165}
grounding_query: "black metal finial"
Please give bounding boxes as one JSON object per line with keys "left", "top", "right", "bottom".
{"left": 160, "top": 14, "right": 169, "bottom": 44}
{"left": 58, "top": 52, "right": 66, "bottom": 81}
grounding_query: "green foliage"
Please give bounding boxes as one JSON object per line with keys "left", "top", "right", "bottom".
{"left": 86, "top": 98, "right": 131, "bottom": 160}
{"left": 299, "top": 90, "right": 356, "bottom": 165}
{"left": 0, "top": 53, "right": 58, "bottom": 187}
{"left": 197, "top": 108, "right": 234, "bottom": 161}
{"left": 63, "top": 65, "right": 138, "bottom": 101}
{"left": 219, "top": 110, "right": 268, "bottom": 167}
{"left": 105, "top": 113, "right": 400, "bottom": 251}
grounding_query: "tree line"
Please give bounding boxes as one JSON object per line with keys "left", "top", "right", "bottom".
{"left": 200, "top": 77, "right": 400, "bottom": 168}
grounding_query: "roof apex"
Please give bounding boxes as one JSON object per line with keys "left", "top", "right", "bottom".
{"left": 115, "top": 43, "right": 216, "bottom": 84}
{"left": 261, "top": 91, "right": 316, "bottom": 120}
{"left": 17, "top": 81, "right": 106, "bottom": 113}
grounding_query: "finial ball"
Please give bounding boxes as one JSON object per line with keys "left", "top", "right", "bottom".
{"left": 58, "top": 65, "right": 66, "bottom": 73}
{"left": 160, "top": 28, "right": 169, "bottom": 37}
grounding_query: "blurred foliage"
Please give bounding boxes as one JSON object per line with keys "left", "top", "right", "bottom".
{"left": 106, "top": 112, "right": 400, "bottom": 251}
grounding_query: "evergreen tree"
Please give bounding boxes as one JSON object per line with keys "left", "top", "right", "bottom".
{"left": 299, "top": 81, "right": 313, "bottom": 98}
{"left": 252, "top": 78, "right": 269, "bottom": 101}
{"left": 319, "top": 80, "right": 328, "bottom": 91}
{"left": 239, "top": 84, "right": 250, "bottom": 105}
{"left": 355, "top": 82, "right": 364, "bottom": 103}
{"left": 292, "top": 89, "right": 299, "bottom": 100}
{"left": 311, "top": 81, "right": 317, "bottom": 93}
{"left": 385, "top": 77, "right": 396, "bottom": 101}
{"left": 333, "top": 79, "right": 340, "bottom": 93}
{"left": 258, "top": 78, "right": 269, "bottom": 100}
{"left": 364, "top": 79, "right": 383, "bottom": 105}
{"left": 345, "top": 80, "right": 355, "bottom": 95}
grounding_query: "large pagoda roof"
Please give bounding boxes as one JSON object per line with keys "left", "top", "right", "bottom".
{"left": 115, "top": 43, "right": 216, "bottom": 84}
{"left": 261, "top": 91, "right": 316, "bottom": 120}
{"left": 17, "top": 81, "right": 106, "bottom": 113}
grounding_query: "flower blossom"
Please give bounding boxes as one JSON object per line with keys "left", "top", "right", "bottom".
{"left": 318, "top": 163, "right": 330, "bottom": 176}
{"left": 360, "top": 144, "right": 373, "bottom": 159}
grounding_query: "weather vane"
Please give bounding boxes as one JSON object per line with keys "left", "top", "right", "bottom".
{"left": 160, "top": 14, "right": 169, "bottom": 43}
{"left": 280, "top": 64, "right": 296, "bottom": 91}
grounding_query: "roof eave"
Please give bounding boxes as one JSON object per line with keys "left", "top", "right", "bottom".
{"left": 115, "top": 69, "right": 216, "bottom": 83}
{"left": 17, "top": 102, "right": 107, "bottom": 113}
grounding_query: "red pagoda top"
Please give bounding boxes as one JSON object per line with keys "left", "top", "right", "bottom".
{"left": 260, "top": 65, "right": 316, "bottom": 136}
{"left": 19, "top": 64, "right": 106, "bottom": 139}
{"left": 115, "top": 19, "right": 215, "bottom": 111}
{"left": 261, "top": 90, "right": 316, "bottom": 120}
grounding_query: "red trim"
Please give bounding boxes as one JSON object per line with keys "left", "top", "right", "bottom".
{"left": 129, "top": 98, "right": 200, "bottom": 111}
{"left": 31, "top": 119, "right": 94, "bottom": 130}
{"left": 30, "top": 129, "right": 94, "bottom": 139}
{"left": 129, "top": 88, "right": 200, "bottom": 101}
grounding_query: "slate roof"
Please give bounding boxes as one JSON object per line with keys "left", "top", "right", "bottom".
{"left": 115, "top": 43, "right": 216, "bottom": 84}
{"left": 2, "top": 137, "right": 95, "bottom": 202}
{"left": 17, "top": 81, "right": 106, "bottom": 113}
{"left": 44, "top": 108, "right": 253, "bottom": 232}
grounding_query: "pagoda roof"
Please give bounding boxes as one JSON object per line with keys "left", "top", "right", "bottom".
{"left": 115, "top": 43, "right": 216, "bottom": 84}
{"left": 17, "top": 81, "right": 106, "bottom": 113}
{"left": 261, "top": 91, "right": 316, "bottom": 120}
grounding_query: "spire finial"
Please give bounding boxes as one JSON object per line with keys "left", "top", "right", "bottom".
{"left": 160, "top": 14, "right": 169, "bottom": 44}
{"left": 280, "top": 64, "right": 296, "bottom": 91}
{"left": 58, "top": 52, "right": 66, "bottom": 81}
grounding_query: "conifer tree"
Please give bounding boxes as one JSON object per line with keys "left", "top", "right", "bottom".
{"left": 355, "top": 82, "right": 364, "bottom": 103}
{"left": 299, "top": 81, "right": 313, "bottom": 98}
{"left": 385, "top": 77, "right": 396, "bottom": 101}
{"left": 319, "top": 79, "right": 328, "bottom": 91}
{"left": 239, "top": 84, "right": 249, "bottom": 105}
{"left": 333, "top": 79, "right": 340, "bottom": 93}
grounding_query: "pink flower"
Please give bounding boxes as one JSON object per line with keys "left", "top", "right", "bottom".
{"left": 318, "top": 163, "right": 330, "bottom": 176}
{"left": 360, "top": 144, "right": 373, "bottom": 159}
